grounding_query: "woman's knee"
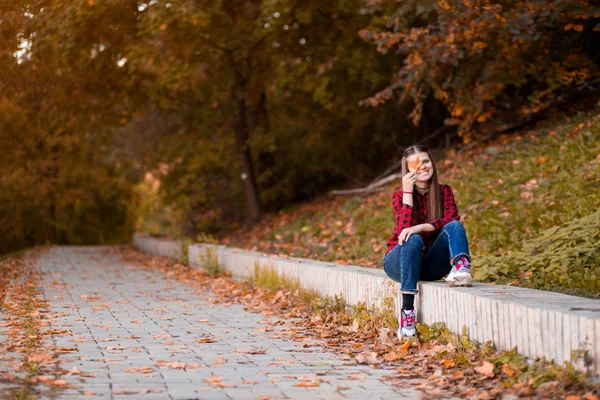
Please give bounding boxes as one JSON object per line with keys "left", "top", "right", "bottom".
{"left": 400, "top": 234, "right": 424, "bottom": 251}
{"left": 383, "top": 250, "right": 401, "bottom": 282}
{"left": 442, "top": 220, "right": 464, "bottom": 233}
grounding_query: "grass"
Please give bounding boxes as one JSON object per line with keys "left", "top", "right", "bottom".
{"left": 249, "top": 262, "right": 321, "bottom": 305}
{"left": 220, "top": 109, "right": 600, "bottom": 297}
{"left": 198, "top": 246, "right": 221, "bottom": 276}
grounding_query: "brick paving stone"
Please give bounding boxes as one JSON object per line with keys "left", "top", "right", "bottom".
{"left": 1, "top": 247, "right": 425, "bottom": 399}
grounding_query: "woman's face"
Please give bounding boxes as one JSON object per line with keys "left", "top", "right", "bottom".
{"left": 407, "top": 152, "right": 434, "bottom": 182}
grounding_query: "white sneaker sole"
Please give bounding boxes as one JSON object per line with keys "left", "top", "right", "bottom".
{"left": 445, "top": 272, "right": 473, "bottom": 287}
{"left": 397, "top": 328, "right": 416, "bottom": 339}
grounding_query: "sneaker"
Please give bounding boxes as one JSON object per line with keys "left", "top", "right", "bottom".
{"left": 397, "top": 309, "right": 416, "bottom": 338}
{"left": 445, "top": 259, "right": 473, "bottom": 287}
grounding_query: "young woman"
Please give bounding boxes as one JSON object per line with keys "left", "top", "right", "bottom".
{"left": 383, "top": 145, "right": 472, "bottom": 338}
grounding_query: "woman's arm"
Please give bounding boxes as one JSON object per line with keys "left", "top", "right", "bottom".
{"left": 392, "top": 190, "right": 413, "bottom": 233}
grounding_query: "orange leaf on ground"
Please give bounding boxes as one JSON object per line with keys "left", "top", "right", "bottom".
{"left": 215, "top": 382, "right": 236, "bottom": 388}
{"left": 398, "top": 341, "right": 411, "bottom": 354}
{"left": 203, "top": 374, "right": 223, "bottom": 384}
{"left": 234, "top": 348, "right": 267, "bottom": 355}
{"left": 383, "top": 351, "right": 403, "bottom": 362}
{"left": 165, "top": 362, "right": 186, "bottom": 369}
{"left": 474, "top": 361, "right": 495, "bottom": 378}
{"left": 124, "top": 366, "right": 154, "bottom": 373}
{"left": 195, "top": 337, "right": 216, "bottom": 343}
{"left": 502, "top": 363, "right": 516, "bottom": 377}
{"left": 442, "top": 359, "right": 456, "bottom": 368}
{"left": 296, "top": 382, "right": 320, "bottom": 387}
{"left": 68, "top": 366, "right": 80, "bottom": 375}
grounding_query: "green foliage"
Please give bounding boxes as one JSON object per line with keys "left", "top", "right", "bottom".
{"left": 199, "top": 247, "right": 221, "bottom": 276}
{"left": 379, "top": 296, "right": 399, "bottom": 331}
{"left": 176, "top": 238, "right": 191, "bottom": 266}
{"left": 310, "top": 293, "right": 347, "bottom": 315}
{"left": 133, "top": 177, "right": 178, "bottom": 237}
{"left": 474, "top": 211, "right": 600, "bottom": 297}
{"left": 416, "top": 321, "right": 449, "bottom": 342}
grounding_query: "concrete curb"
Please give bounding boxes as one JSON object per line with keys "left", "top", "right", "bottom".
{"left": 133, "top": 232, "right": 600, "bottom": 375}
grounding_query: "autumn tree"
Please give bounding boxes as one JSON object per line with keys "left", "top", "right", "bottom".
{"left": 121, "top": 0, "right": 412, "bottom": 232}
{"left": 0, "top": 1, "right": 138, "bottom": 253}
{"left": 360, "top": 0, "right": 600, "bottom": 141}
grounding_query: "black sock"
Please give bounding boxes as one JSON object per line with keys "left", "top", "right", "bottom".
{"left": 402, "top": 294, "right": 415, "bottom": 310}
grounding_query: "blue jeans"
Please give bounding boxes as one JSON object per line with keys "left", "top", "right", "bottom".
{"left": 382, "top": 220, "right": 470, "bottom": 294}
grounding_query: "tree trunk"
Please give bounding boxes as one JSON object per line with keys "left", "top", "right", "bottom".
{"left": 233, "top": 87, "right": 262, "bottom": 225}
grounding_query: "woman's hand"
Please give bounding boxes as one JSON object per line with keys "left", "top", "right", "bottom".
{"left": 398, "top": 225, "right": 422, "bottom": 245}
{"left": 402, "top": 172, "right": 416, "bottom": 192}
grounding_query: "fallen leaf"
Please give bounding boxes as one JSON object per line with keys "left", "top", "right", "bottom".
{"left": 124, "top": 366, "right": 154, "bottom": 373}
{"left": 165, "top": 362, "right": 186, "bottom": 369}
{"left": 203, "top": 374, "right": 223, "bottom": 384}
{"left": 234, "top": 348, "right": 267, "bottom": 355}
{"left": 195, "top": 337, "right": 216, "bottom": 343}
{"left": 68, "top": 366, "right": 80, "bottom": 375}
{"left": 502, "top": 363, "right": 516, "bottom": 377}
{"left": 474, "top": 361, "right": 495, "bottom": 378}
{"left": 296, "top": 382, "right": 320, "bottom": 387}
{"left": 452, "top": 371, "right": 465, "bottom": 379}
{"left": 383, "top": 351, "right": 403, "bottom": 362}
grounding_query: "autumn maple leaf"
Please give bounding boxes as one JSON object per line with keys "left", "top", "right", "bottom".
{"left": 408, "top": 158, "right": 423, "bottom": 172}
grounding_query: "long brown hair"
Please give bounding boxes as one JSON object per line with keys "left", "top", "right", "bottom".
{"left": 401, "top": 145, "right": 442, "bottom": 221}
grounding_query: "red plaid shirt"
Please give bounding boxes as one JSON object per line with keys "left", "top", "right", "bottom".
{"left": 386, "top": 184, "right": 460, "bottom": 255}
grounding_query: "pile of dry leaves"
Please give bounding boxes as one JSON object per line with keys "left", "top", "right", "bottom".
{"left": 0, "top": 251, "right": 77, "bottom": 398}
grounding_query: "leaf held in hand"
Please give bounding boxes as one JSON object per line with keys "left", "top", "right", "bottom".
{"left": 408, "top": 158, "right": 422, "bottom": 171}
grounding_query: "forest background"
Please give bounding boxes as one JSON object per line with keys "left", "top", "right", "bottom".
{"left": 1, "top": 0, "right": 599, "bottom": 258}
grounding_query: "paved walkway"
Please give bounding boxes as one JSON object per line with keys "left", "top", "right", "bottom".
{"left": 1, "top": 247, "right": 421, "bottom": 400}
